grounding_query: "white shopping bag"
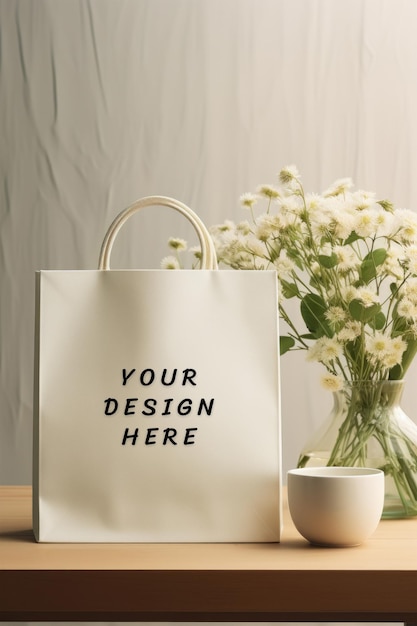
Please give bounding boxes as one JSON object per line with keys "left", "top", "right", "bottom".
{"left": 33, "top": 196, "right": 282, "bottom": 542}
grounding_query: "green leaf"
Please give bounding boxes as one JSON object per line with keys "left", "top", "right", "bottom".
{"left": 286, "top": 248, "right": 304, "bottom": 270}
{"left": 388, "top": 363, "right": 403, "bottom": 380}
{"left": 359, "top": 248, "right": 387, "bottom": 283}
{"left": 348, "top": 299, "right": 364, "bottom": 321}
{"left": 363, "top": 248, "right": 387, "bottom": 265}
{"left": 309, "top": 275, "right": 322, "bottom": 290}
{"left": 368, "top": 311, "right": 386, "bottom": 330}
{"left": 398, "top": 338, "right": 417, "bottom": 377}
{"left": 348, "top": 299, "right": 381, "bottom": 323}
{"left": 280, "top": 280, "right": 300, "bottom": 299}
{"left": 268, "top": 244, "right": 280, "bottom": 263}
{"left": 344, "top": 231, "right": 361, "bottom": 245}
{"left": 390, "top": 282, "right": 400, "bottom": 296}
{"left": 377, "top": 199, "right": 394, "bottom": 213}
{"left": 388, "top": 336, "right": 417, "bottom": 380}
{"left": 280, "top": 336, "right": 295, "bottom": 355}
{"left": 300, "top": 294, "right": 332, "bottom": 337}
{"left": 318, "top": 253, "right": 338, "bottom": 269}
{"left": 392, "top": 315, "right": 408, "bottom": 335}
{"left": 360, "top": 260, "right": 377, "bottom": 283}
{"left": 363, "top": 304, "right": 382, "bottom": 323}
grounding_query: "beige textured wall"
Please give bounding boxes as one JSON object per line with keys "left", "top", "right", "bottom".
{"left": 2, "top": 0, "right": 417, "bottom": 476}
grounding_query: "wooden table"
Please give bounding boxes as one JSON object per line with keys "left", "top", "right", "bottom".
{"left": 0, "top": 486, "right": 416, "bottom": 623}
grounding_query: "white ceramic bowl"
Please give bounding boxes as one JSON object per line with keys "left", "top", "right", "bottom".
{"left": 287, "top": 467, "right": 384, "bottom": 547}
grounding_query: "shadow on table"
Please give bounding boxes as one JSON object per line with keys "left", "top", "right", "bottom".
{"left": 0, "top": 528, "right": 35, "bottom": 542}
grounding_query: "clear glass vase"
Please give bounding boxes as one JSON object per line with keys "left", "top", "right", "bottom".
{"left": 297, "top": 380, "right": 417, "bottom": 518}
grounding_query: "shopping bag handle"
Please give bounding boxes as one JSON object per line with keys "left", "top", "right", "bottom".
{"left": 98, "top": 195, "right": 218, "bottom": 270}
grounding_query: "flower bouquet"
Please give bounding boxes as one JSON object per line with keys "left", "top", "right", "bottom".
{"left": 164, "top": 166, "right": 417, "bottom": 517}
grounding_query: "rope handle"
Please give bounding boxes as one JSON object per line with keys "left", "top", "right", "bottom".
{"left": 98, "top": 195, "right": 218, "bottom": 270}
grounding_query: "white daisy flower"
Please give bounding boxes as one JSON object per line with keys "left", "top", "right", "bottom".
{"left": 365, "top": 333, "right": 406, "bottom": 369}
{"left": 277, "top": 194, "right": 304, "bottom": 216}
{"left": 401, "top": 278, "right": 417, "bottom": 302}
{"left": 382, "top": 249, "right": 405, "bottom": 280}
{"left": 394, "top": 209, "right": 417, "bottom": 243}
{"left": 398, "top": 298, "right": 417, "bottom": 320}
{"left": 366, "top": 332, "right": 390, "bottom": 358}
{"left": 256, "top": 184, "right": 280, "bottom": 199}
{"left": 240, "top": 192, "right": 258, "bottom": 208}
{"left": 246, "top": 237, "right": 268, "bottom": 258}
{"left": 255, "top": 214, "right": 277, "bottom": 242}
{"left": 333, "top": 245, "right": 358, "bottom": 272}
{"left": 319, "top": 337, "right": 343, "bottom": 365}
{"left": 381, "top": 337, "right": 407, "bottom": 368}
{"left": 332, "top": 211, "right": 356, "bottom": 241}
{"left": 325, "top": 306, "right": 347, "bottom": 328}
{"left": 278, "top": 165, "right": 300, "bottom": 185}
{"left": 321, "top": 373, "right": 344, "bottom": 391}
{"left": 352, "top": 209, "right": 377, "bottom": 238}
{"left": 161, "top": 256, "right": 180, "bottom": 270}
{"left": 337, "top": 321, "right": 362, "bottom": 343}
{"left": 236, "top": 220, "right": 252, "bottom": 235}
{"left": 306, "top": 337, "right": 342, "bottom": 366}
{"left": 304, "top": 193, "right": 322, "bottom": 211}
{"left": 189, "top": 246, "right": 202, "bottom": 260}
{"left": 322, "top": 177, "right": 353, "bottom": 197}
{"left": 210, "top": 220, "right": 236, "bottom": 235}
{"left": 355, "top": 287, "right": 379, "bottom": 306}
{"left": 351, "top": 190, "right": 376, "bottom": 210}
{"left": 404, "top": 244, "right": 417, "bottom": 275}
{"left": 274, "top": 250, "right": 296, "bottom": 279}
{"left": 340, "top": 285, "right": 360, "bottom": 304}
{"left": 168, "top": 237, "right": 187, "bottom": 251}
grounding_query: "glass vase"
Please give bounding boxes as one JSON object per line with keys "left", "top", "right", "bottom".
{"left": 297, "top": 380, "right": 417, "bottom": 518}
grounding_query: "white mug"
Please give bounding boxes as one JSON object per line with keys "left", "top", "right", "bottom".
{"left": 287, "top": 467, "right": 385, "bottom": 547}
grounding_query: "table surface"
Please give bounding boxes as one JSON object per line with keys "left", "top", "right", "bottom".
{"left": 0, "top": 486, "right": 416, "bottom": 622}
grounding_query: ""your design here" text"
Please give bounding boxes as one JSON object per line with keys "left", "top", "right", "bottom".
{"left": 103, "top": 368, "right": 215, "bottom": 446}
